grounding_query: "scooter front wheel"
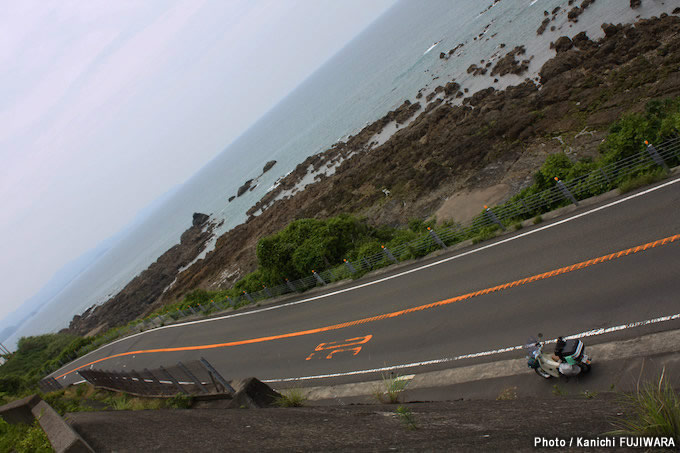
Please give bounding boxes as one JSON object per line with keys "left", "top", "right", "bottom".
{"left": 579, "top": 362, "right": 591, "bottom": 374}
{"left": 535, "top": 368, "right": 552, "bottom": 379}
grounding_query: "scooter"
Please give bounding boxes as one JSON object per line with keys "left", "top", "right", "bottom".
{"left": 526, "top": 334, "right": 592, "bottom": 379}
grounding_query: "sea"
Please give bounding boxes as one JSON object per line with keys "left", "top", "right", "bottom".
{"left": 7, "top": 0, "right": 672, "bottom": 347}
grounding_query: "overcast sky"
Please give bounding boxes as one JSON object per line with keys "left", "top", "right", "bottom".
{"left": 0, "top": 0, "right": 397, "bottom": 321}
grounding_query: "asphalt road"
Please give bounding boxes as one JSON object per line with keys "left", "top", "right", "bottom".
{"left": 51, "top": 177, "right": 680, "bottom": 388}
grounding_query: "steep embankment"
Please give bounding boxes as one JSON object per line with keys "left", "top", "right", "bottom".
{"left": 67, "top": 13, "right": 680, "bottom": 335}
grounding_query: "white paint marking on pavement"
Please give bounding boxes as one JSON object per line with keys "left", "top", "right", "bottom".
{"left": 262, "top": 312, "right": 680, "bottom": 382}
{"left": 53, "top": 176, "right": 680, "bottom": 376}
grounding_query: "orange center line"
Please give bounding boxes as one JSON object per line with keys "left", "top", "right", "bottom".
{"left": 56, "top": 234, "right": 680, "bottom": 379}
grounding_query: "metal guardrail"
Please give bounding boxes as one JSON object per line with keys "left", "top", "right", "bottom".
{"left": 39, "top": 137, "right": 680, "bottom": 379}
{"left": 41, "top": 358, "right": 234, "bottom": 397}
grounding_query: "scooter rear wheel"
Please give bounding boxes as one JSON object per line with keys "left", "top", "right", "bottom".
{"left": 535, "top": 368, "right": 552, "bottom": 379}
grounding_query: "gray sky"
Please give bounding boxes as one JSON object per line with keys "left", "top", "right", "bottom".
{"left": 0, "top": 0, "right": 397, "bottom": 321}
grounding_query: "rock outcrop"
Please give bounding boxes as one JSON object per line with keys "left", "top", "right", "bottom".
{"left": 552, "top": 36, "right": 574, "bottom": 53}
{"left": 236, "top": 180, "right": 254, "bottom": 197}
{"left": 262, "top": 160, "right": 277, "bottom": 173}
{"left": 490, "top": 46, "right": 530, "bottom": 77}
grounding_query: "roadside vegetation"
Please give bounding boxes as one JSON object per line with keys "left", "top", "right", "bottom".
{"left": 0, "top": 419, "right": 52, "bottom": 453}
{"left": 274, "top": 388, "right": 307, "bottom": 407}
{"left": 395, "top": 405, "right": 418, "bottom": 430}
{"left": 373, "top": 374, "right": 409, "bottom": 404}
{"left": 610, "top": 371, "right": 680, "bottom": 442}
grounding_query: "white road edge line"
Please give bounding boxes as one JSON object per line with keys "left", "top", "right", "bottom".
{"left": 263, "top": 312, "right": 680, "bottom": 383}
{"left": 53, "top": 176, "right": 680, "bottom": 377}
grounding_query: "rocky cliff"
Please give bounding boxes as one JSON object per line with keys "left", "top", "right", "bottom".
{"left": 66, "top": 213, "right": 216, "bottom": 336}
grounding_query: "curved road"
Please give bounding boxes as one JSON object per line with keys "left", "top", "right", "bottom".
{"left": 51, "top": 177, "right": 680, "bottom": 388}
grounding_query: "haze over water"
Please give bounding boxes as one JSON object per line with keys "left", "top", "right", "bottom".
{"left": 8, "top": 0, "right": 670, "bottom": 346}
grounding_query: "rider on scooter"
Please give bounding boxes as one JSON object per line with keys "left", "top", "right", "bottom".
{"left": 552, "top": 336, "right": 580, "bottom": 377}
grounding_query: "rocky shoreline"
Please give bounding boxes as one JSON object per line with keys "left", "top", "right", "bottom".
{"left": 66, "top": 8, "right": 680, "bottom": 336}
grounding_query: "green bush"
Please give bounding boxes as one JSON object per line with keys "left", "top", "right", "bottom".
{"left": 256, "top": 215, "right": 374, "bottom": 283}
{"left": 0, "top": 419, "right": 52, "bottom": 453}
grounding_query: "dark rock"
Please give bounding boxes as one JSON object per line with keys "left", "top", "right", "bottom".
{"left": 262, "top": 160, "right": 276, "bottom": 173}
{"left": 490, "top": 46, "right": 529, "bottom": 77}
{"left": 466, "top": 64, "right": 487, "bottom": 76}
{"left": 567, "top": 7, "right": 581, "bottom": 22}
{"left": 416, "top": 92, "right": 423, "bottom": 99}
{"left": 537, "top": 18, "right": 550, "bottom": 35}
{"left": 601, "top": 23, "right": 618, "bottom": 37}
{"left": 227, "top": 378, "right": 281, "bottom": 409}
{"left": 553, "top": 36, "right": 574, "bottom": 53}
{"left": 444, "top": 81, "right": 460, "bottom": 96}
{"left": 552, "top": 7, "right": 561, "bottom": 15}
{"left": 673, "top": 8, "right": 680, "bottom": 15}
{"left": 539, "top": 51, "right": 581, "bottom": 84}
{"left": 237, "top": 179, "right": 254, "bottom": 197}
{"left": 228, "top": 196, "right": 235, "bottom": 202}
{"left": 630, "top": 0, "right": 641, "bottom": 8}
{"left": 439, "top": 52, "right": 446, "bottom": 59}
{"left": 192, "top": 213, "right": 209, "bottom": 227}
{"left": 572, "top": 31, "right": 593, "bottom": 49}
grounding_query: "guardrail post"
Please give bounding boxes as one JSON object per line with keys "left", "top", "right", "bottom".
{"left": 130, "top": 370, "right": 149, "bottom": 395}
{"left": 312, "top": 270, "right": 327, "bottom": 285}
{"left": 554, "top": 178, "right": 578, "bottom": 206}
{"left": 361, "top": 257, "right": 371, "bottom": 270}
{"left": 243, "top": 292, "right": 254, "bottom": 303}
{"left": 484, "top": 206, "right": 505, "bottom": 230}
{"left": 144, "top": 368, "right": 164, "bottom": 394}
{"left": 427, "top": 227, "right": 446, "bottom": 249}
{"left": 177, "top": 362, "right": 209, "bottom": 394}
{"left": 159, "top": 366, "right": 187, "bottom": 395}
{"left": 520, "top": 199, "right": 530, "bottom": 215}
{"left": 188, "top": 305, "right": 197, "bottom": 315}
{"left": 381, "top": 245, "right": 398, "bottom": 263}
{"left": 645, "top": 141, "right": 668, "bottom": 169}
{"left": 343, "top": 259, "right": 356, "bottom": 274}
{"left": 262, "top": 286, "right": 272, "bottom": 297}
{"left": 599, "top": 168, "right": 612, "bottom": 186}
{"left": 199, "top": 357, "right": 235, "bottom": 395}
{"left": 285, "top": 279, "right": 296, "bottom": 292}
